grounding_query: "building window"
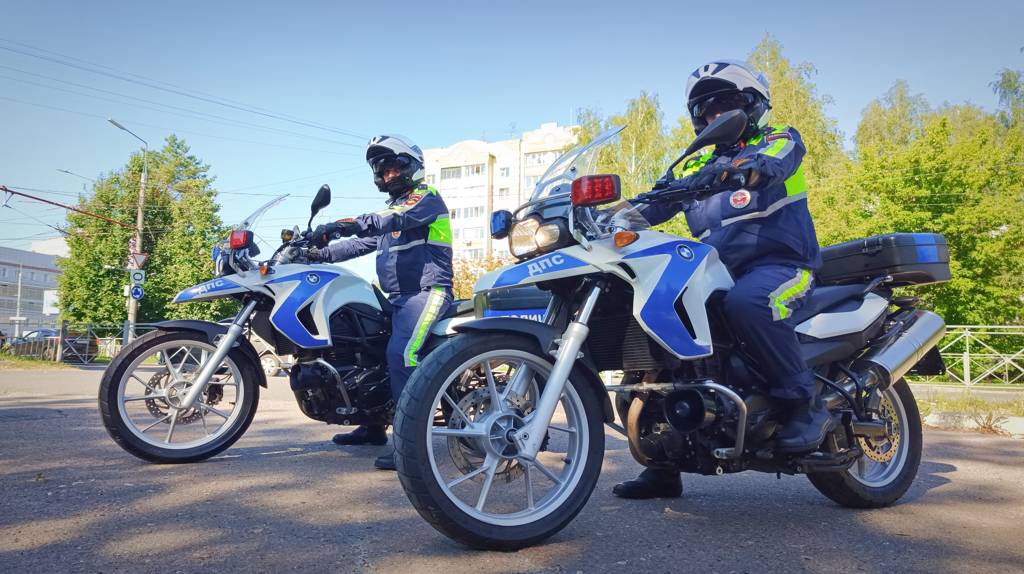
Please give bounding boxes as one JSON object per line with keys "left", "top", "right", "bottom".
{"left": 464, "top": 248, "right": 484, "bottom": 260}
{"left": 525, "top": 175, "right": 540, "bottom": 190}
{"left": 499, "top": 167, "right": 510, "bottom": 177}
{"left": 441, "top": 167, "right": 461, "bottom": 180}
{"left": 463, "top": 227, "right": 483, "bottom": 240}
{"left": 525, "top": 150, "right": 560, "bottom": 167}
{"left": 453, "top": 228, "right": 461, "bottom": 240}
{"left": 497, "top": 188, "right": 510, "bottom": 200}
{"left": 426, "top": 174, "right": 436, "bottom": 185}
{"left": 464, "top": 164, "right": 484, "bottom": 177}
{"left": 450, "top": 209, "right": 457, "bottom": 218}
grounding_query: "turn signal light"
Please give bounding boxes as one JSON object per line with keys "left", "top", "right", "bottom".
{"left": 229, "top": 229, "right": 253, "bottom": 249}
{"left": 571, "top": 174, "right": 622, "bottom": 207}
{"left": 614, "top": 231, "right": 639, "bottom": 248}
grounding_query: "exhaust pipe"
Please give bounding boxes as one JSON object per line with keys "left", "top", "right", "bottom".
{"left": 864, "top": 310, "right": 946, "bottom": 388}
{"left": 825, "top": 310, "right": 945, "bottom": 409}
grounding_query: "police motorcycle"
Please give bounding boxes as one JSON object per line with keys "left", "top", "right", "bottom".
{"left": 392, "top": 110, "right": 949, "bottom": 549}
{"left": 99, "top": 186, "right": 473, "bottom": 463}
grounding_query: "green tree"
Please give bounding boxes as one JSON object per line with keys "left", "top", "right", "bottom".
{"left": 850, "top": 103, "right": 1024, "bottom": 324}
{"left": 57, "top": 136, "right": 236, "bottom": 324}
{"left": 855, "top": 80, "right": 930, "bottom": 159}
{"left": 575, "top": 92, "right": 671, "bottom": 198}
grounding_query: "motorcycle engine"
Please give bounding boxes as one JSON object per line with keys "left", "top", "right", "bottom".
{"left": 289, "top": 359, "right": 391, "bottom": 425}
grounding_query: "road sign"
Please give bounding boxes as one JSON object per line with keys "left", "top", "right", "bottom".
{"left": 130, "top": 252, "right": 148, "bottom": 268}
{"left": 129, "top": 270, "right": 145, "bottom": 285}
{"left": 130, "top": 285, "right": 145, "bottom": 301}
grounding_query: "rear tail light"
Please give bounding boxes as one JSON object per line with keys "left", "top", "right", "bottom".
{"left": 229, "top": 229, "right": 254, "bottom": 249}
{"left": 571, "top": 175, "right": 621, "bottom": 207}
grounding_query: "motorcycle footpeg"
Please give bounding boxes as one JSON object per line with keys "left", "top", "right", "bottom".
{"left": 792, "top": 448, "right": 861, "bottom": 474}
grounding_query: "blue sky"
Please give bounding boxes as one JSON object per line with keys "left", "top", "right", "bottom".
{"left": 2, "top": 0, "right": 1021, "bottom": 278}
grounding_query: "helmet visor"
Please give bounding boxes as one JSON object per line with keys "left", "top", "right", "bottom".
{"left": 690, "top": 91, "right": 756, "bottom": 120}
{"left": 370, "top": 154, "right": 414, "bottom": 178}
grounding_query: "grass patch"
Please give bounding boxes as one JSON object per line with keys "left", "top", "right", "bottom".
{"left": 917, "top": 391, "right": 1023, "bottom": 435}
{"left": 0, "top": 355, "right": 74, "bottom": 370}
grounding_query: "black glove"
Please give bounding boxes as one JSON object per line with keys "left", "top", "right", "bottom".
{"left": 312, "top": 219, "right": 360, "bottom": 247}
{"left": 306, "top": 246, "right": 330, "bottom": 262}
{"left": 688, "top": 163, "right": 751, "bottom": 195}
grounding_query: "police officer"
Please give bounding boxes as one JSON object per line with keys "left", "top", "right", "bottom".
{"left": 613, "top": 60, "right": 833, "bottom": 499}
{"left": 309, "top": 134, "right": 453, "bottom": 471}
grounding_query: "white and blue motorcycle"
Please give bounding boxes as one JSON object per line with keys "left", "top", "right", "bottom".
{"left": 393, "top": 111, "right": 950, "bottom": 549}
{"left": 99, "top": 186, "right": 473, "bottom": 463}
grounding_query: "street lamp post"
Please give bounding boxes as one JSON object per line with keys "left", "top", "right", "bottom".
{"left": 108, "top": 118, "right": 148, "bottom": 343}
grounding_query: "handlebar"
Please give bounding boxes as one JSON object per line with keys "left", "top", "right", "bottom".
{"left": 633, "top": 182, "right": 716, "bottom": 205}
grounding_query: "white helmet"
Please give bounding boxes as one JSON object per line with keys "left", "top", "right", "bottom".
{"left": 366, "top": 134, "right": 425, "bottom": 196}
{"left": 685, "top": 60, "right": 771, "bottom": 139}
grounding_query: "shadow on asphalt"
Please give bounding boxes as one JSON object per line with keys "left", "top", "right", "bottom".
{"left": 2, "top": 397, "right": 1023, "bottom": 573}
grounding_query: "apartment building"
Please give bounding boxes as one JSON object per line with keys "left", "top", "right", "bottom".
{"left": 422, "top": 122, "right": 577, "bottom": 259}
{"left": 0, "top": 246, "right": 61, "bottom": 329}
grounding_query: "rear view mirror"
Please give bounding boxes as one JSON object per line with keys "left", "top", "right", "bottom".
{"left": 308, "top": 184, "right": 331, "bottom": 230}
{"left": 662, "top": 109, "right": 749, "bottom": 178}
{"left": 681, "top": 109, "right": 748, "bottom": 158}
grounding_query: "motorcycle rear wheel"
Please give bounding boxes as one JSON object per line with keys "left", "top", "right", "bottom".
{"left": 807, "top": 379, "right": 921, "bottom": 507}
{"left": 99, "top": 329, "right": 260, "bottom": 464}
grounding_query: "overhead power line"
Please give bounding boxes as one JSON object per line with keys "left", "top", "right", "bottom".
{"left": 0, "top": 66, "right": 363, "bottom": 148}
{"left": 0, "top": 38, "right": 368, "bottom": 141}
{"left": 0, "top": 95, "right": 357, "bottom": 156}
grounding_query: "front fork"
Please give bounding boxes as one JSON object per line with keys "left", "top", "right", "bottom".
{"left": 178, "top": 299, "right": 259, "bottom": 410}
{"left": 512, "top": 284, "right": 602, "bottom": 459}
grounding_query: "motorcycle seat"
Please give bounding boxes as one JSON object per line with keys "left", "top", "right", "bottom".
{"left": 791, "top": 283, "right": 869, "bottom": 325}
{"left": 442, "top": 299, "right": 475, "bottom": 320}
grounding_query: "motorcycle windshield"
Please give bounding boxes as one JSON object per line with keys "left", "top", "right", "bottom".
{"left": 234, "top": 194, "right": 287, "bottom": 231}
{"left": 529, "top": 126, "right": 626, "bottom": 201}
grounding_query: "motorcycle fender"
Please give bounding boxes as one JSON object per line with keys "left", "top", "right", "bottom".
{"left": 155, "top": 320, "right": 268, "bottom": 388}
{"left": 452, "top": 317, "right": 614, "bottom": 424}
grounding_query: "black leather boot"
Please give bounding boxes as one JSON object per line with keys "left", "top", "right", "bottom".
{"left": 612, "top": 468, "right": 682, "bottom": 499}
{"left": 332, "top": 425, "right": 388, "bottom": 446}
{"left": 775, "top": 396, "right": 836, "bottom": 454}
{"left": 374, "top": 448, "right": 396, "bottom": 471}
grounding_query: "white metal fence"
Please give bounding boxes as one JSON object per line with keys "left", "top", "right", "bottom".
{"left": 927, "top": 325, "right": 1024, "bottom": 386}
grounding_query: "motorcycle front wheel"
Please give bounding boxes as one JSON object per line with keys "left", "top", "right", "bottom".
{"left": 394, "top": 332, "right": 605, "bottom": 551}
{"left": 99, "top": 329, "right": 260, "bottom": 463}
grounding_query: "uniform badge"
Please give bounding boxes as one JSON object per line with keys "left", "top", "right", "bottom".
{"left": 404, "top": 194, "right": 422, "bottom": 206}
{"left": 729, "top": 190, "right": 751, "bottom": 209}
{"left": 391, "top": 231, "right": 401, "bottom": 239}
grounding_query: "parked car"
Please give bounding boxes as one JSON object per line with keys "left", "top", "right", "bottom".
{"left": 5, "top": 328, "right": 99, "bottom": 362}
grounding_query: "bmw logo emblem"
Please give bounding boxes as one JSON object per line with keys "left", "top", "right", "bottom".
{"left": 306, "top": 273, "right": 320, "bottom": 285}
{"left": 676, "top": 244, "right": 694, "bottom": 261}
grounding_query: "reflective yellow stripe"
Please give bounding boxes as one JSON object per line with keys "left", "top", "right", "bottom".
{"left": 770, "top": 268, "right": 812, "bottom": 321}
{"left": 404, "top": 287, "right": 446, "bottom": 367}
{"left": 784, "top": 164, "right": 807, "bottom": 196}
{"left": 428, "top": 214, "right": 452, "bottom": 245}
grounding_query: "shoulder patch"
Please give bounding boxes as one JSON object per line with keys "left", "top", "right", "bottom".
{"left": 404, "top": 193, "right": 423, "bottom": 206}
{"left": 765, "top": 132, "right": 791, "bottom": 142}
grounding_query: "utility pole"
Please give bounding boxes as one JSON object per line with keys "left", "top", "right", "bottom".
{"left": 108, "top": 119, "right": 148, "bottom": 343}
{"left": 15, "top": 263, "right": 23, "bottom": 337}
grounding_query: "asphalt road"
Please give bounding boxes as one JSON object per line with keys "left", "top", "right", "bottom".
{"left": 1, "top": 367, "right": 1022, "bottom": 574}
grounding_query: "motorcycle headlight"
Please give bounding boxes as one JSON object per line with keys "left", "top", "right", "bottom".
{"left": 508, "top": 216, "right": 569, "bottom": 258}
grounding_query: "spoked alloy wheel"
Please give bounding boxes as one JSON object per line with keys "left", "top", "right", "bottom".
{"left": 395, "top": 333, "right": 604, "bottom": 550}
{"left": 808, "top": 379, "right": 922, "bottom": 507}
{"left": 99, "top": 330, "right": 260, "bottom": 463}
